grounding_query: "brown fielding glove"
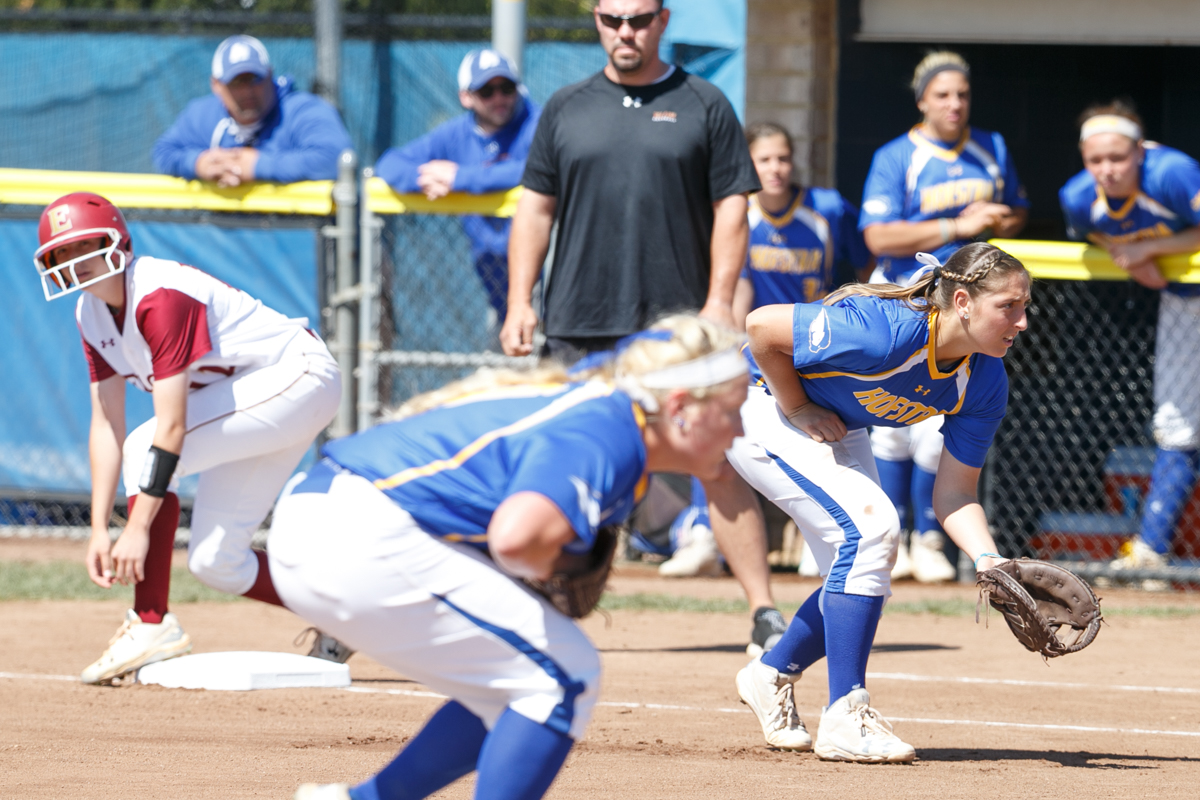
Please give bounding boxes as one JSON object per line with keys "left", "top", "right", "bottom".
{"left": 976, "top": 558, "right": 1103, "bottom": 658}
{"left": 524, "top": 525, "right": 619, "bottom": 619}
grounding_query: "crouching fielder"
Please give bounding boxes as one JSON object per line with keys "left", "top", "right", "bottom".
{"left": 730, "top": 242, "right": 1029, "bottom": 762}
{"left": 273, "top": 314, "right": 748, "bottom": 800}
{"left": 34, "top": 192, "right": 342, "bottom": 684}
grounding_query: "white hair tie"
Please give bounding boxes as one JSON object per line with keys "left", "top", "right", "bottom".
{"left": 1080, "top": 115, "right": 1143, "bottom": 143}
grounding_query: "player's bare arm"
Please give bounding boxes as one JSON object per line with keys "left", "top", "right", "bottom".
{"left": 702, "top": 193, "right": 749, "bottom": 329}
{"left": 488, "top": 491, "right": 579, "bottom": 580}
{"left": 864, "top": 203, "right": 1013, "bottom": 258}
{"left": 86, "top": 375, "right": 127, "bottom": 589}
{"left": 747, "top": 304, "right": 847, "bottom": 443}
{"left": 1106, "top": 224, "right": 1200, "bottom": 289}
{"left": 931, "top": 447, "right": 1005, "bottom": 572}
{"left": 110, "top": 371, "right": 189, "bottom": 586}
{"left": 502, "top": 187, "right": 557, "bottom": 356}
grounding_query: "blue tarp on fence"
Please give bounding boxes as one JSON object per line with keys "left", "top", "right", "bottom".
{"left": 0, "top": 219, "right": 318, "bottom": 495}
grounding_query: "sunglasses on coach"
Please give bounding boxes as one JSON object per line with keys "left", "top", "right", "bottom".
{"left": 597, "top": 10, "right": 660, "bottom": 30}
{"left": 476, "top": 80, "right": 517, "bottom": 99}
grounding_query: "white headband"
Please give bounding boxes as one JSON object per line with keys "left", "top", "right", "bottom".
{"left": 615, "top": 348, "right": 749, "bottom": 413}
{"left": 1080, "top": 115, "right": 1143, "bottom": 143}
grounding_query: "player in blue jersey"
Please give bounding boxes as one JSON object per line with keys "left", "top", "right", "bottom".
{"left": 659, "top": 122, "right": 871, "bottom": 600}
{"left": 729, "top": 242, "right": 1029, "bottom": 761}
{"left": 733, "top": 122, "right": 872, "bottom": 325}
{"left": 267, "top": 314, "right": 749, "bottom": 800}
{"left": 859, "top": 51, "right": 1029, "bottom": 584}
{"left": 1060, "top": 100, "right": 1200, "bottom": 585}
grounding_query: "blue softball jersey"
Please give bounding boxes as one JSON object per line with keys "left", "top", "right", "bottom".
{"left": 747, "top": 295, "right": 1009, "bottom": 468}
{"left": 321, "top": 381, "right": 648, "bottom": 554}
{"left": 859, "top": 126, "right": 1028, "bottom": 284}
{"left": 1059, "top": 142, "right": 1200, "bottom": 297}
{"left": 742, "top": 186, "right": 871, "bottom": 307}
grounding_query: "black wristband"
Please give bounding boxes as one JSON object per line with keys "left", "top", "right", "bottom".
{"left": 138, "top": 445, "right": 180, "bottom": 498}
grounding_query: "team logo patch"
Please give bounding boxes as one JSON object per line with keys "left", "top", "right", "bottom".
{"left": 48, "top": 205, "right": 73, "bottom": 236}
{"left": 651, "top": 111, "right": 677, "bottom": 123}
{"left": 808, "top": 309, "right": 831, "bottom": 354}
{"left": 862, "top": 197, "right": 890, "bottom": 217}
{"left": 570, "top": 475, "right": 602, "bottom": 529}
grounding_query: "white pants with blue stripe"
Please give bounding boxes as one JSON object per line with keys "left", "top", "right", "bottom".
{"left": 728, "top": 386, "right": 901, "bottom": 597}
{"left": 266, "top": 470, "right": 600, "bottom": 740}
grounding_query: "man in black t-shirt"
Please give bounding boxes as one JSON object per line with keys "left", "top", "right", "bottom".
{"left": 500, "top": 0, "right": 786, "bottom": 658}
{"left": 501, "top": 0, "right": 760, "bottom": 363}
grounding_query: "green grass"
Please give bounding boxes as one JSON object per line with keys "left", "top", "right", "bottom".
{"left": 597, "top": 592, "right": 752, "bottom": 615}
{"left": 0, "top": 561, "right": 243, "bottom": 603}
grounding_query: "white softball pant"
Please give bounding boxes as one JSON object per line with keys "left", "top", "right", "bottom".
{"left": 727, "top": 386, "right": 900, "bottom": 597}
{"left": 267, "top": 468, "right": 601, "bottom": 740}
{"left": 868, "top": 416, "right": 944, "bottom": 472}
{"left": 122, "top": 332, "right": 341, "bottom": 595}
{"left": 1154, "top": 292, "right": 1200, "bottom": 451}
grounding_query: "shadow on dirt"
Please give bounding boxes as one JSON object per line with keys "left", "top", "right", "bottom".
{"left": 918, "top": 749, "right": 1200, "bottom": 767}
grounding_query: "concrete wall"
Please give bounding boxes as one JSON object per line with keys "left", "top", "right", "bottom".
{"left": 745, "top": 0, "right": 839, "bottom": 188}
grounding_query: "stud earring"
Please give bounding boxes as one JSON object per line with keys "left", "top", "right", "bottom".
{"left": 673, "top": 415, "right": 686, "bottom": 429}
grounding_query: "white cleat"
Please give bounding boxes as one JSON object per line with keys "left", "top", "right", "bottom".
{"left": 80, "top": 609, "right": 192, "bottom": 685}
{"left": 659, "top": 523, "right": 723, "bottom": 577}
{"left": 814, "top": 688, "right": 915, "bottom": 763}
{"left": 909, "top": 530, "right": 957, "bottom": 584}
{"left": 735, "top": 658, "right": 813, "bottom": 751}
{"left": 294, "top": 784, "right": 351, "bottom": 800}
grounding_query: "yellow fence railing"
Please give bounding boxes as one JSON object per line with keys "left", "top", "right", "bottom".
{"left": 365, "top": 177, "right": 520, "bottom": 217}
{"left": 991, "top": 239, "right": 1200, "bottom": 283}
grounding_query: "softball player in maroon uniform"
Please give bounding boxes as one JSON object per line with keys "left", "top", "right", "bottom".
{"left": 34, "top": 192, "right": 343, "bottom": 684}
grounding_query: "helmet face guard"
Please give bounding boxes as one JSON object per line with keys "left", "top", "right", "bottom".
{"left": 33, "top": 227, "right": 127, "bottom": 301}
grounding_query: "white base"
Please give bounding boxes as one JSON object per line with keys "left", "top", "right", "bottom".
{"left": 136, "top": 651, "right": 351, "bottom": 691}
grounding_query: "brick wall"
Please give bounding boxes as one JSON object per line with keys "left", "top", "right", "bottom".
{"left": 745, "top": 0, "right": 838, "bottom": 188}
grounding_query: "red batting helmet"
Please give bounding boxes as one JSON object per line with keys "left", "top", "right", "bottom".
{"left": 34, "top": 192, "right": 133, "bottom": 301}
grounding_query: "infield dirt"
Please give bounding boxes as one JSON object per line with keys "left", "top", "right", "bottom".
{"left": 3, "top": 538, "right": 1198, "bottom": 799}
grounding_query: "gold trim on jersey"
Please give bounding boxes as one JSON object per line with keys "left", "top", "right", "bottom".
{"left": 1093, "top": 186, "right": 1140, "bottom": 222}
{"left": 373, "top": 382, "right": 616, "bottom": 490}
{"left": 907, "top": 126, "right": 972, "bottom": 162}
{"left": 752, "top": 187, "right": 805, "bottom": 229}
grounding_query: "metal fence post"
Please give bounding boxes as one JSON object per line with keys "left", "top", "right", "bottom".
{"left": 326, "top": 148, "right": 358, "bottom": 438}
{"left": 312, "top": 0, "right": 342, "bottom": 106}
{"left": 357, "top": 167, "right": 381, "bottom": 431}
{"left": 492, "top": 0, "right": 526, "bottom": 76}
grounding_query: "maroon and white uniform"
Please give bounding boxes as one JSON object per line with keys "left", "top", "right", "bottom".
{"left": 77, "top": 256, "right": 341, "bottom": 595}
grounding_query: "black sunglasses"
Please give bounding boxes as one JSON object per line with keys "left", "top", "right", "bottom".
{"left": 476, "top": 80, "right": 517, "bottom": 99}
{"left": 597, "top": 11, "right": 659, "bottom": 30}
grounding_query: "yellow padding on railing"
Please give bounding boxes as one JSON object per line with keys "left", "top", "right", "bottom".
{"left": 366, "top": 177, "right": 521, "bottom": 216}
{"left": 991, "top": 239, "right": 1200, "bottom": 283}
{"left": 0, "top": 168, "right": 335, "bottom": 215}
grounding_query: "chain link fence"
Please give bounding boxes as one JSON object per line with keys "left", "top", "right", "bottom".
{"left": 989, "top": 277, "right": 1200, "bottom": 589}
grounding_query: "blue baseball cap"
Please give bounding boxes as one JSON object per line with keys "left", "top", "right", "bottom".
{"left": 457, "top": 49, "right": 520, "bottom": 92}
{"left": 212, "top": 35, "right": 272, "bottom": 84}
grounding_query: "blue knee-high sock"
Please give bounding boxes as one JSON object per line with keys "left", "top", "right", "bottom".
{"left": 874, "top": 458, "right": 913, "bottom": 531}
{"left": 1140, "top": 448, "right": 1199, "bottom": 556}
{"left": 474, "top": 709, "right": 575, "bottom": 800}
{"left": 761, "top": 589, "right": 826, "bottom": 675}
{"left": 350, "top": 701, "right": 487, "bottom": 800}
{"left": 822, "top": 591, "right": 885, "bottom": 705}
{"left": 912, "top": 466, "right": 959, "bottom": 567}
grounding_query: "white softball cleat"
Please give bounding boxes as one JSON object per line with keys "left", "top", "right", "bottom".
{"left": 814, "top": 688, "right": 915, "bottom": 763}
{"left": 735, "top": 657, "right": 813, "bottom": 751}
{"left": 294, "top": 784, "right": 351, "bottom": 800}
{"left": 658, "top": 521, "right": 723, "bottom": 577}
{"left": 909, "top": 530, "right": 957, "bottom": 584}
{"left": 80, "top": 609, "right": 192, "bottom": 685}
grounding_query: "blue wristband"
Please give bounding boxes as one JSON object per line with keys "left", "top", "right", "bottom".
{"left": 974, "top": 552, "right": 1003, "bottom": 570}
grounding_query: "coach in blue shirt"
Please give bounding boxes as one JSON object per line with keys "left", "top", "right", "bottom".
{"left": 153, "top": 35, "right": 352, "bottom": 187}
{"left": 375, "top": 50, "right": 540, "bottom": 322}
